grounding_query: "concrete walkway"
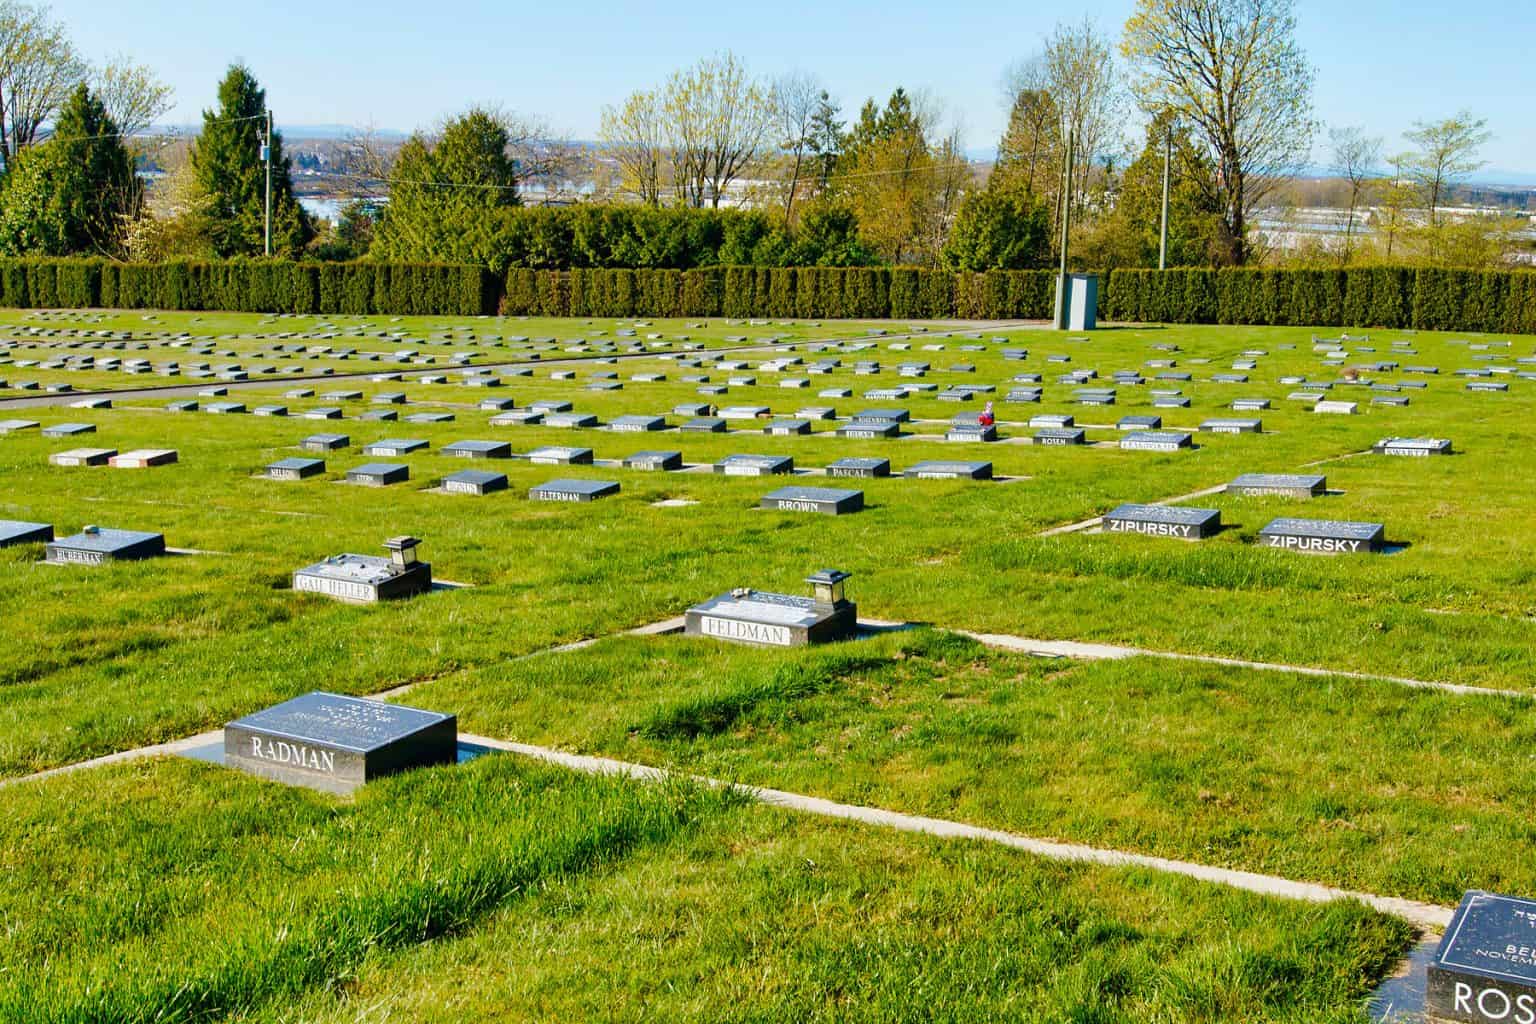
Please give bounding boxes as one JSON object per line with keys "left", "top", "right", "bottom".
{"left": 959, "top": 628, "right": 1531, "bottom": 701}
{"left": 470, "top": 734, "right": 1455, "bottom": 932}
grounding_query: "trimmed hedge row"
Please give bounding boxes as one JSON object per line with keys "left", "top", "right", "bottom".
{"left": 0, "top": 259, "right": 494, "bottom": 317}
{"left": 1105, "top": 267, "right": 1536, "bottom": 334}
{"left": 1, "top": 258, "right": 1533, "bottom": 333}
{"left": 501, "top": 267, "right": 1065, "bottom": 320}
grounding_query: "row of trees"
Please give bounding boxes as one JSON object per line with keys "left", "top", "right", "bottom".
{"left": 0, "top": 0, "right": 1519, "bottom": 273}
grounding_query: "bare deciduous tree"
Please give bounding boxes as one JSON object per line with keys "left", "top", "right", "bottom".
{"left": 1404, "top": 111, "right": 1491, "bottom": 225}
{"left": 0, "top": 1, "right": 86, "bottom": 163}
{"left": 93, "top": 55, "right": 171, "bottom": 142}
{"left": 1328, "top": 125, "right": 1380, "bottom": 263}
{"left": 599, "top": 88, "right": 668, "bottom": 206}
{"left": 770, "top": 69, "right": 822, "bottom": 223}
{"left": 1041, "top": 19, "right": 1123, "bottom": 197}
{"left": 664, "top": 53, "right": 773, "bottom": 208}
{"left": 1123, "top": 0, "right": 1317, "bottom": 263}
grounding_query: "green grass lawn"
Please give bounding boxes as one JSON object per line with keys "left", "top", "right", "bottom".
{"left": 1, "top": 754, "right": 1411, "bottom": 1024}
{"left": 403, "top": 628, "right": 1536, "bottom": 907}
{"left": 1, "top": 308, "right": 1533, "bottom": 1018}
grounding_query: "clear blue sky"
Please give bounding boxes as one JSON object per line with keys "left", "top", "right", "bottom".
{"left": 48, "top": 0, "right": 1536, "bottom": 178}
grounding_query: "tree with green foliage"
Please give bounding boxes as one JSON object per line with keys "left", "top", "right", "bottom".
{"left": 0, "top": 82, "right": 139, "bottom": 255}
{"left": 1074, "top": 113, "right": 1229, "bottom": 269}
{"left": 371, "top": 107, "right": 520, "bottom": 267}
{"left": 807, "top": 91, "right": 844, "bottom": 192}
{"left": 940, "top": 189, "right": 1051, "bottom": 270}
{"left": 190, "top": 63, "right": 311, "bottom": 257}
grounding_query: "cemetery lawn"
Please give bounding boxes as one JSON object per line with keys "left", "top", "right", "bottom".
{"left": 2, "top": 315, "right": 1536, "bottom": 775}
{"left": 0, "top": 753, "right": 1411, "bottom": 1023}
{"left": 406, "top": 628, "right": 1536, "bottom": 909}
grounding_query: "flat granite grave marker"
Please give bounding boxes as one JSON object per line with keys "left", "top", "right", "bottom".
{"left": 301, "top": 433, "right": 349, "bottom": 452}
{"left": 1104, "top": 504, "right": 1221, "bottom": 539}
{"left": 363, "top": 438, "right": 428, "bottom": 457}
{"left": 529, "top": 478, "right": 621, "bottom": 502}
{"left": 265, "top": 457, "right": 325, "bottom": 480}
{"left": 1372, "top": 437, "right": 1452, "bottom": 457}
{"left": 1201, "top": 418, "right": 1262, "bottom": 434}
{"left": 1258, "top": 517, "right": 1384, "bottom": 554}
{"left": 41, "top": 422, "right": 95, "bottom": 438}
{"left": 529, "top": 445, "right": 593, "bottom": 465}
{"left": 345, "top": 462, "right": 409, "bottom": 486}
{"left": 716, "top": 454, "right": 794, "bottom": 476}
{"left": 443, "top": 469, "right": 508, "bottom": 495}
{"left": 760, "top": 485, "right": 863, "bottom": 515}
{"left": 294, "top": 536, "right": 432, "bottom": 602}
{"left": 1120, "top": 430, "right": 1193, "bottom": 452}
{"left": 110, "top": 449, "right": 177, "bottom": 468}
{"left": 826, "top": 457, "right": 891, "bottom": 478}
{"left": 0, "top": 519, "right": 53, "bottom": 546}
{"left": 50, "top": 447, "right": 115, "bottom": 467}
{"left": 1425, "top": 890, "right": 1536, "bottom": 1024}
{"left": 686, "top": 569, "right": 857, "bottom": 647}
{"left": 1228, "top": 473, "right": 1325, "bottom": 498}
{"left": 1032, "top": 428, "right": 1087, "bottom": 446}
{"left": 224, "top": 691, "right": 456, "bottom": 795}
{"left": 545, "top": 412, "right": 599, "bottom": 429}
{"left": 46, "top": 525, "right": 165, "bottom": 564}
{"left": 623, "top": 450, "right": 684, "bottom": 471}
{"left": 681, "top": 417, "right": 727, "bottom": 433}
{"left": 442, "top": 440, "right": 511, "bottom": 459}
{"left": 903, "top": 460, "right": 993, "bottom": 480}
{"left": 1117, "top": 415, "right": 1163, "bottom": 431}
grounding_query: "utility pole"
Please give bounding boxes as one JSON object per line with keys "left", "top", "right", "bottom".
{"left": 1053, "top": 128, "right": 1076, "bottom": 331}
{"left": 262, "top": 108, "right": 273, "bottom": 257}
{"left": 1158, "top": 122, "right": 1172, "bottom": 271}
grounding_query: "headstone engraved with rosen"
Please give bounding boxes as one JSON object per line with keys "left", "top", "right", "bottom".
{"left": 1426, "top": 891, "right": 1536, "bottom": 1023}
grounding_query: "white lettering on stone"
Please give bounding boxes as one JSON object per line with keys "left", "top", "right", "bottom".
{"left": 249, "top": 736, "right": 338, "bottom": 774}
{"left": 1480, "top": 987, "right": 1512, "bottom": 1020}
{"left": 700, "top": 615, "right": 792, "bottom": 646}
{"left": 296, "top": 574, "right": 376, "bottom": 600}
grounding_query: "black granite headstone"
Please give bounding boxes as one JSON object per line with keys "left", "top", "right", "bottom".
{"left": 1426, "top": 891, "right": 1536, "bottom": 1024}
{"left": 224, "top": 692, "right": 456, "bottom": 795}
{"left": 760, "top": 485, "right": 863, "bottom": 515}
{"left": 443, "top": 469, "right": 508, "bottom": 495}
{"left": 0, "top": 519, "right": 53, "bottom": 547}
{"left": 1258, "top": 517, "right": 1384, "bottom": 554}
{"left": 1104, "top": 504, "right": 1220, "bottom": 539}
{"left": 266, "top": 457, "right": 325, "bottom": 480}
{"left": 623, "top": 450, "right": 684, "bottom": 471}
{"left": 529, "top": 478, "right": 621, "bottom": 502}
{"left": 45, "top": 526, "right": 165, "bottom": 564}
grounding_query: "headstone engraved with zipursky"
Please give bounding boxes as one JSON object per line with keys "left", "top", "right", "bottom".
{"left": 1426, "top": 891, "right": 1536, "bottom": 1023}
{"left": 293, "top": 536, "right": 433, "bottom": 603}
{"left": 224, "top": 692, "right": 457, "bottom": 795}
{"left": 686, "top": 570, "right": 858, "bottom": 647}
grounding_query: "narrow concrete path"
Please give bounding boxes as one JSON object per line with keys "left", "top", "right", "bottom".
{"left": 470, "top": 734, "right": 1455, "bottom": 932}
{"left": 959, "top": 628, "right": 1531, "bottom": 701}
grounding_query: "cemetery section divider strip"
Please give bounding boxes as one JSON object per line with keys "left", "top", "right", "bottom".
{"left": 445, "top": 733, "right": 1460, "bottom": 933}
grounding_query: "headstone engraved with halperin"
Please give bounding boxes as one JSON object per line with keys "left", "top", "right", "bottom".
{"left": 686, "top": 569, "right": 858, "bottom": 647}
{"left": 1426, "top": 891, "right": 1536, "bottom": 1023}
{"left": 224, "top": 692, "right": 457, "bottom": 794}
{"left": 293, "top": 536, "right": 433, "bottom": 602}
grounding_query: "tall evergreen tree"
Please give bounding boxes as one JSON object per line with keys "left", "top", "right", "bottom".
{"left": 191, "top": 63, "right": 311, "bottom": 257}
{"left": 806, "top": 91, "right": 844, "bottom": 189}
{"left": 371, "top": 107, "right": 520, "bottom": 267}
{"left": 0, "top": 83, "right": 140, "bottom": 256}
